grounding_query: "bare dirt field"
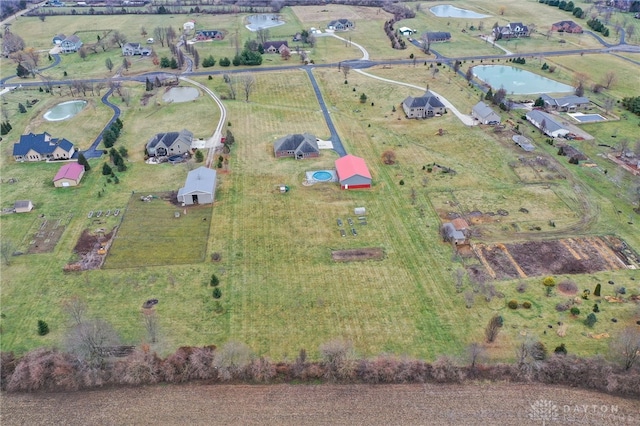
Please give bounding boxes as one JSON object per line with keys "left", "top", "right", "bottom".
{"left": 473, "top": 237, "right": 630, "bottom": 280}
{"left": 332, "top": 247, "right": 385, "bottom": 262}
{"left": 64, "top": 227, "right": 116, "bottom": 271}
{"left": 2, "top": 383, "right": 639, "bottom": 425}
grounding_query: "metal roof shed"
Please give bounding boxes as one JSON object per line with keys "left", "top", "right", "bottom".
{"left": 177, "top": 167, "right": 217, "bottom": 205}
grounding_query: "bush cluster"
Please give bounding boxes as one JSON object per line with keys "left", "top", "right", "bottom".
{"left": 508, "top": 300, "right": 519, "bottom": 309}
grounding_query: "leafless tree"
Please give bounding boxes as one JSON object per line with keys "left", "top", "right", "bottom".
{"left": 95, "top": 82, "right": 105, "bottom": 96}
{"left": 193, "top": 49, "right": 200, "bottom": 69}
{"left": 256, "top": 28, "right": 270, "bottom": 44}
{"left": 65, "top": 319, "right": 120, "bottom": 367}
{"left": 213, "top": 341, "right": 252, "bottom": 381}
{"left": 625, "top": 24, "right": 635, "bottom": 41}
{"left": 467, "top": 342, "right": 486, "bottom": 368}
{"left": 341, "top": 63, "right": 351, "bottom": 81}
{"left": 280, "top": 47, "right": 291, "bottom": 60}
{"left": 105, "top": 57, "right": 114, "bottom": 72}
{"left": 618, "top": 138, "right": 630, "bottom": 156}
{"left": 140, "top": 26, "right": 148, "bottom": 38}
{"left": 2, "top": 31, "right": 25, "bottom": 55}
{"left": 78, "top": 47, "right": 88, "bottom": 61}
{"left": 454, "top": 268, "right": 465, "bottom": 293}
{"left": 223, "top": 73, "right": 236, "bottom": 100}
{"left": 239, "top": 74, "right": 255, "bottom": 102}
{"left": 110, "top": 31, "right": 127, "bottom": 48}
{"left": 465, "top": 67, "right": 474, "bottom": 82}
{"left": 420, "top": 32, "right": 431, "bottom": 54}
{"left": 120, "top": 88, "right": 131, "bottom": 107}
{"left": 604, "top": 97, "right": 615, "bottom": 115}
{"left": 165, "top": 27, "right": 177, "bottom": 45}
{"left": 602, "top": 71, "right": 617, "bottom": 89}
{"left": 485, "top": 314, "right": 502, "bottom": 343}
{"left": 24, "top": 48, "right": 40, "bottom": 68}
{"left": 431, "top": 67, "right": 439, "bottom": 79}
{"left": 142, "top": 309, "right": 159, "bottom": 343}
{"left": 122, "top": 57, "right": 130, "bottom": 71}
{"left": 0, "top": 240, "right": 15, "bottom": 266}
{"left": 381, "top": 150, "right": 396, "bottom": 165}
{"left": 153, "top": 27, "right": 166, "bottom": 47}
{"left": 308, "top": 34, "right": 316, "bottom": 48}
{"left": 320, "top": 339, "right": 355, "bottom": 380}
{"left": 464, "top": 290, "right": 475, "bottom": 309}
{"left": 62, "top": 296, "right": 87, "bottom": 325}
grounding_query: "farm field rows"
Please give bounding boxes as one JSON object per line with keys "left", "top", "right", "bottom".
{"left": 1, "top": 2, "right": 639, "bottom": 362}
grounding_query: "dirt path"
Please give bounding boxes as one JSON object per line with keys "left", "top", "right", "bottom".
{"left": 2, "top": 383, "right": 638, "bottom": 425}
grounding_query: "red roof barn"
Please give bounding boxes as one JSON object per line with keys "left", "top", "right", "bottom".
{"left": 335, "top": 154, "right": 371, "bottom": 189}
{"left": 53, "top": 162, "right": 85, "bottom": 187}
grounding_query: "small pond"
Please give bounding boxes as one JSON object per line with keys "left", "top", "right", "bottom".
{"left": 430, "top": 5, "right": 490, "bottom": 19}
{"left": 163, "top": 87, "right": 200, "bottom": 103}
{"left": 43, "top": 100, "right": 87, "bottom": 121}
{"left": 246, "top": 14, "right": 285, "bottom": 32}
{"left": 472, "top": 65, "right": 574, "bottom": 95}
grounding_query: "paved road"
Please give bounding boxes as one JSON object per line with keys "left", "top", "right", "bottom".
{"left": 304, "top": 67, "right": 347, "bottom": 157}
{"left": 82, "top": 88, "right": 121, "bottom": 159}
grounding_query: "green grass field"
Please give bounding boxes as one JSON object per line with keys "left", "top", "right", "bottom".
{"left": 1, "top": 3, "right": 639, "bottom": 361}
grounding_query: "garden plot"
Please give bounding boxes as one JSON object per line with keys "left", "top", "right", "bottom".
{"left": 472, "top": 236, "right": 630, "bottom": 280}
{"left": 23, "top": 216, "right": 70, "bottom": 254}
{"left": 103, "top": 192, "right": 212, "bottom": 269}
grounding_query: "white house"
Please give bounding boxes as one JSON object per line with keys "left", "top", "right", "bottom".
{"left": 526, "top": 110, "right": 570, "bottom": 138}
{"left": 471, "top": 102, "right": 501, "bottom": 125}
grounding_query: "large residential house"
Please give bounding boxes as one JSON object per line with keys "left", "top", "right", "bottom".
{"left": 425, "top": 32, "right": 451, "bottom": 42}
{"left": 402, "top": 91, "right": 446, "bottom": 119}
{"left": 540, "top": 94, "right": 590, "bottom": 112}
{"left": 327, "top": 19, "right": 355, "bottom": 31}
{"left": 13, "top": 132, "right": 75, "bottom": 162}
{"left": 551, "top": 20, "right": 583, "bottom": 33}
{"left": 146, "top": 129, "right": 193, "bottom": 157}
{"left": 195, "top": 30, "right": 224, "bottom": 41}
{"left": 122, "top": 42, "right": 152, "bottom": 56}
{"left": 492, "top": 22, "right": 530, "bottom": 40}
{"left": 60, "top": 35, "right": 83, "bottom": 53}
{"left": 263, "top": 41, "right": 289, "bottom": 54}
{"left": 526, "top": 110, "right": 570, "bottom": 138}
{"left": 273, "top": 133, "right": 319, "bottom": 159}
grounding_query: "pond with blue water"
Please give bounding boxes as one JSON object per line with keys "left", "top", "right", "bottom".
{"left": 43, "top": 100, "right": 87, "bottom": 121}
{"left": 472, "top": 65, "right": 575, "bottom": 95}
{"left": 430, "top": 5, "right": 490, "bottom": 18}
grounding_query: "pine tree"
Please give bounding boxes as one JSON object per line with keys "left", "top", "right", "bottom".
{"left": 145, "top": 77, "right": 153, "bottom": 91}
{"left": 210, "top": 274, "right": 219, "bottom": 287}
{"left": 77, "top": 152, "right": 91, "bottom": 171}
{"left": 102, "top": 163, "right": 113, "bottom": 175}
{"left": 594, "top": 283, "right": 601, "bottom": 297}
{"left": 37, "top": 320, "right": 50, "bottom": 336}
{"left": 16, "top": 63, "right": 29, "bottom": 78}
{"left": 18, "top": 103, "right": 27, "bottom": 113}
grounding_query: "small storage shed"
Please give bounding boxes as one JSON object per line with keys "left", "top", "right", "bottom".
{"left": 14, "top": 200, "right": 34, "bottom": 213}
{"left": 177, "top": 166, "right": 217, "bottom": 205}
{"left": 335, "top": 155, "right": 371, "bottom": 190}
{"left": 53, "top": 162, "right": 85, "bottom": 187}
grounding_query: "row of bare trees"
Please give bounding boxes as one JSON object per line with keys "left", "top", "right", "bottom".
{"left": 2, "top": 329, "right": 639, "bottom": 394}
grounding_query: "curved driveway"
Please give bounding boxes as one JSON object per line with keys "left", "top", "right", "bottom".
{"left": 83, "top": 88, "right": 121, "bottom": 159}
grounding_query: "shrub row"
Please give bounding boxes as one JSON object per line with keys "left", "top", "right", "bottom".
{"left": 1, "top": 346, "right": 638, "bottom": 396}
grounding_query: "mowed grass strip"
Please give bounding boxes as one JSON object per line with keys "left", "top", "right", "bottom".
{"left": 104, "top": 193, "right": 212, "bottom": 269}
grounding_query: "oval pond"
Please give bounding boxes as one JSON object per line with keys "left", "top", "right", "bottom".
{"left": 43, "top": 100, "right": 87, "bottom": 121}
{"left": 472, "top": 65, "right": 575, "bottom": 95}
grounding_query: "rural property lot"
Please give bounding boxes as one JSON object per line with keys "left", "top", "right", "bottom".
{"left": 3, "top": 383, "right": 640, "bottom": 425}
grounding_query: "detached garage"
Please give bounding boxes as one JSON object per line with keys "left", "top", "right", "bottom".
{"left": 177, "top": 166, "right": 217, "bottom": 205}
{"left": 335, "top": 154, "right": 371, "bottom": 190}
{"left": 53, "top": 162, "right": 85, "bottom": 187}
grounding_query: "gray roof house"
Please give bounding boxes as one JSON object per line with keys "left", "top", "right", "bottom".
{"left": 52, "top": 33, "right": 66, "bottom": 45}
{"left": 442, "top": 223, "right": 466, "bottom": 245}
{"left": 526, "top": 110, "right": 570, "bottom": 138}
{"left": 328, "top": 19, "right": 355, "bottom": 31}
{"left": 540, "top": 94, "right": 590, "bottom": 112}
{"left": 471, "top": 101, "right": 501, "bottom": 125}
{"left": 426, "top": 31, "right": 451, "bottom": 42}
{"left": 402, "top": 91, "right": 446, "bottom": 119}
{"left": 122, "top": 42, "right": 152, "bottom": 56}
{"left": 263, "top": 40, "right": 289, "bottom": 54}
{"left": 146, "top": 129, "right": 193, "bottom": 157}
{"left": 177, "top": 166, "right": 217, "bottom": 206}
{"left": 273, "top": 133, "right": 320, "bottom": 159}
{"left": 60, "top": 35, "right": 83, "bottom": 53}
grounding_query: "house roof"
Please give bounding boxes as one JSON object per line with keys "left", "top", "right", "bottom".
{"left": 526, "top": 110, "right": 566, "bottom": 133}
{"left": 124, "top": 42, "right": 141, "bottom": 49}
{"left": 53, "top": 162, "right": 84, "bottom": 182}
{"left": 263, "top": 40, "right": 288, "bottom": 50}
{"left": 13, "top": 132, "right": 74, "bottom": 156}
{"left": 63, "top": 35, "right": 81, "bottom": 44}
{"left": 147, "top": 129, "right": 193, "bottom": 150}
{"left": 335, "top": 154, "right": 371, "bottom": 181}
{"left": 426, "top": 31, "right": 451, "bottom": 40}
{"left": 552, "top": 20, "right": 582, "bottom": 30}
{"left": 558, "top": 144, "right": 587, "bottom": 160}
{"left": 472, "top": 102, "right": 499, "bottom": 120}
{"left": 403, "top": 93, "right": 445, "bottom": 109}
{"left": 14, "top": 200, "right": 33, "bottom": 209}
{"left": 452, "top": 218, "right": 469, "bottom": 230}
{"left": 443, "top": 223, "right": 465, "bottom": 241}
{"left": 273, "top": 133, "right": 319, "bottom": 155}
{"left": 178, "top": 166, "right": 216, "bottom": 196}
{"left": 540, "top": 94, "right": 589, "bottom": 107}
{"left": 53, "top": 33, "right": 66, "bottom": 40}
{"left": 329, "top": 19, "right": 352, "bottom": 26}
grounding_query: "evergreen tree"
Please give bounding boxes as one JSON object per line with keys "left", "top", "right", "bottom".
{"left": 37, "top": 320, "right": 50, "bottom": 336}
{"left": 145, "top": 77, "right": 153, "bottom": 91}
{"left": 16, "top": 63, "right": 29, "bottom": 78}
{"left": 103, "top": 129, "right": 116, "bottom": 148}
{"left": 77, "top": 152, "right": 91, "bottom": 171}
{"left": 210, "top": 274, "right": 219, "bottom": 287}
{"left": 18, "top": 103, "right": 27, "bottom": 113}
{"left": 485, "top": 88, "right": 493, "bottom": 101}
{"left": 594, "top": 283, "right": 601, "bottom": 297}
{"left": 102, "top": 163, "right": 113, "bottom": 175}
{"left": 170, "top": 57, "right": 178, "bottom": 69}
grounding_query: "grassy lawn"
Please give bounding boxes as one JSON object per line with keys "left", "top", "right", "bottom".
{"left": 1, "top": 4, "right": 639, "bottom": 362}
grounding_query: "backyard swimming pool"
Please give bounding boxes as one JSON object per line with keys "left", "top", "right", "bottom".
{"left": 472, "top": 65, "right": 574, "bottom": 95}
{"left": 430, "top": 5, "right": 490, "bottom": 18}
{"left": 43, "top": 100, "right": 87, "bottom": 121}
{"left": 569, "top": 113, "right": 606, "bottom": 123}
{"left": 306, "top": 170, "right": 337, "bottom": 183}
